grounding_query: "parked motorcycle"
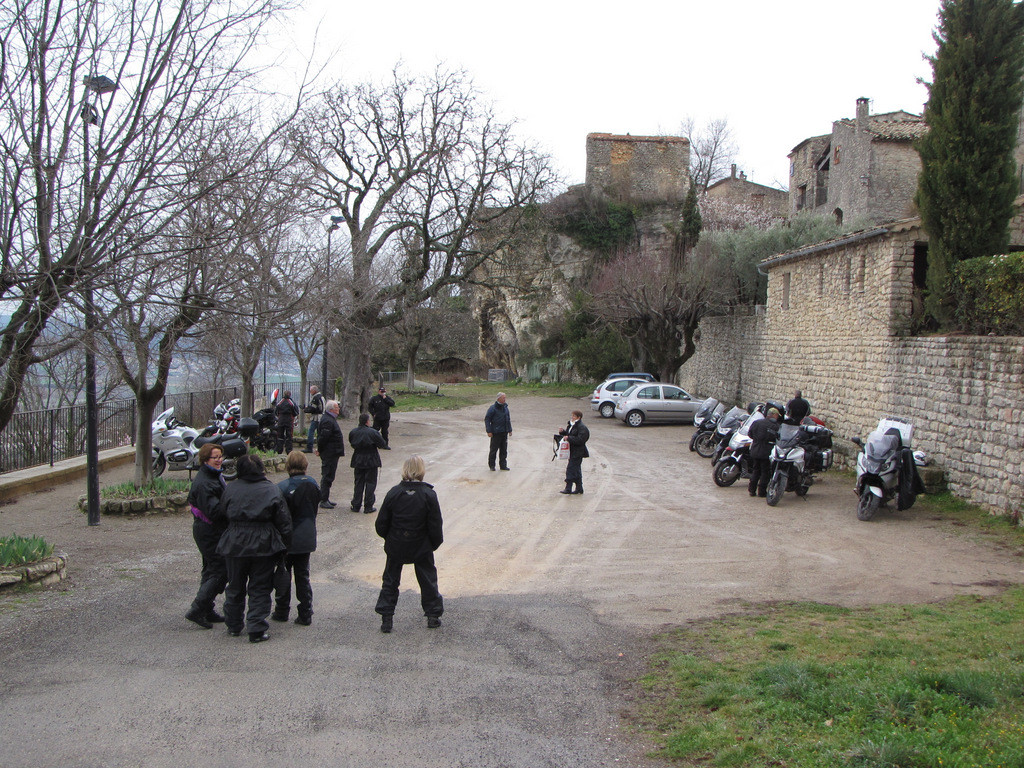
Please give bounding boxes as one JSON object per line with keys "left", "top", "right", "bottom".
{"left": 152, "top": 408, "right": 246, "bottom": 480}
{"left": 712, "top": 410, "right": 763, "bottom": 487}
{"left": 710, "top": 405, "right": 751, "bottom": 466}
{"left": 851, "top": 417, "right": 923, "bottom": 521}
{"left": 245, "top": 406, "right": 279, "bottom": 452}
{"left": 765, "top": 420, "right": 834, "bottom": 506}
{"left": 690, "top": 398, "right": 725, "bottom": 458}
{"left": 206, "top": 398, "right": 242, "bottom": 436}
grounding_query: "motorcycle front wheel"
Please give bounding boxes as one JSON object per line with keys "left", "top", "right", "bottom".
{"left": 766, "top": 470, "right": 785, "bottom": 506}
{"left": 689, "top": 430, "right": 700, "bottom": 452}
{"left": 857, "top": 487, "right": 880, "bottom": 521}
{"left": 152, "top": 452, "right": 166, "bottom": 478}
{"left": 713, "top": 460, "right": 741, "bottom": 487}
{"left": 694, "top": 432, "right": 716, "bottom": 459}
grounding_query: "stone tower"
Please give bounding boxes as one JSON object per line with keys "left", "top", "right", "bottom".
{"left": 585, "top": 133, "right": 690, "bottom": 203}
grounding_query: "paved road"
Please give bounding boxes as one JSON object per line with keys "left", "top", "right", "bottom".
{"left": 2, "top": 395, "right": 1021, "bottom": 767}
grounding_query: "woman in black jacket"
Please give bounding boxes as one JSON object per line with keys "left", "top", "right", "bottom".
{"left": 374, "top": 455, "right": 444, "bottom": 633}
{"left": 216, "top": 454, "right": 292, "bottom": 643}
{"left": 185, "top": 443, "right": 228, "bottom": 629}
{"left": 272, "top": 451, "right": 320, "bottom": 625}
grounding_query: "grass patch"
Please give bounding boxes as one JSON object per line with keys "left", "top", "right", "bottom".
{"left": 915, "top": 491, "right": 1024, "bottom": 555}
{"left": 639, "top": 589, "right": 1024, "bottom": 766}
{"left": 102, "top": 478, "right": 190, "bottom": 499}
{"left": 389, "top": 381, "right": 594, "bottom": 413}
{"left": 0, "top": 534, "right": 53, "bottom": 566}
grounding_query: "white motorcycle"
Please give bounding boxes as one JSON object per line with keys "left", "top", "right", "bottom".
{"left": 850, "top": 417, "right": 922, "bottom": 521}
{"left": 152, "top": 408, "right": 246, "bottom": 480}
{"left": 765, "top": 421, "right": 833, "bottom": 506}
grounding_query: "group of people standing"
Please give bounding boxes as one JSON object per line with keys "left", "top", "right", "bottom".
{"left": 186, "top": 384, "right": 444, "bottom": 640}
{"left": 747, "top": 390, "right": 812, "bottom": 497}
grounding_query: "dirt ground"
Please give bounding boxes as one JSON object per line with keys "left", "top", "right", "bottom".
{"left": 1, "top": 394, "right": 1022, "bottom": 767}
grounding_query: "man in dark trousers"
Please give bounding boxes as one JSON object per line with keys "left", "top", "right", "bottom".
{"left": 555, "top": 409, "right": 590, "bottom": 494}
{"left": 368, "top": 386, "right": 395, "bottom": 448}
{"left": 315, "top": 400, "right": 344, "bottom": 509}
{"left": 274, "top": 390, "right": 300, "bottom": 454}
{"left": 484, "top": 392, "right": 512, "bottom": 471}
{"left": 303, "top": 385, "right": 325, "bottom": 453}
{"left": 786, "top": 390, "right": 810, "bottom": 424}
{"left": 748, "top": 407, "right": 781, "bottom": 497}
{"left": 348, "top": 412, "right": 387, "bottom": 513}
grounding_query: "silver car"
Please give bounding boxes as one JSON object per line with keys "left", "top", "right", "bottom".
{"left": 614, "top": 383, "right": 701, "bottom": 427}
{"left": 590, "top": 377, "right": 651, "bottom": 418}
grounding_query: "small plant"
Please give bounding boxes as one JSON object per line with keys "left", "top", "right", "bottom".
{"left": 102, "top": 478, "right": 190, "bottom": 499}
{"left": 0, "top": 535, "right": 53, "bottom": 567}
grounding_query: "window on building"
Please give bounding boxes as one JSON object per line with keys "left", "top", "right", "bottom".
{"left": 857, "top": 254, "right": 867, "bottom": 292}
{"left": 833, "top": 207, "right": 844, "bottom": 227}
{"left": 796, "top": 185, "right": 807, "bottom": 211}
{"left": 912, "top": 242, "right": 928, "bottom": 289}
{"left": 782, "top": 272, "right": 791, "bottom": 310}
{"left": 834, "top": 145, "right": 841, "bottom": 165}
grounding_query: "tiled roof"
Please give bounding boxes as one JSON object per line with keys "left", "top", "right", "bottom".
{"left": 837, "top": 111, "right": 927, "bottom": 142}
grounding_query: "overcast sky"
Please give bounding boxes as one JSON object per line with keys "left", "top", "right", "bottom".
{"left": 275, "top": 0, "right": 943, "bottom": 192}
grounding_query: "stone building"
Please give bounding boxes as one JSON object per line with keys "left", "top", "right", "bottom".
{"left": 789, "top": 97, "right": 927, "bottom": 225}
{"left": 678, "top": 201, "right": 1024, "bottom": 514}
{"left": 585, "top": 133, "right": 690, "bottom": 203}
{"left": 704, "top": 164, "right": 789, "bottom": 222}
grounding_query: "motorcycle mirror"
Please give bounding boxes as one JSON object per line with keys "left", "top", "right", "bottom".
{"left": 851, "top": 437, "right": 864, "bottom": 447}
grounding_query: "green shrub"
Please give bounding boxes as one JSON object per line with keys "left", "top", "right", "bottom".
{"left": 952, "top": 253, "right": 1024, "bottom": 335}
{"left": 0, "top": 535, "right": 53, "bottom": 566}
{"left": 102, "top": 478, "right": 190, "bottom": 499}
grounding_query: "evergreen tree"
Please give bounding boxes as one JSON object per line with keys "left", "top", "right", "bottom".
{"left": 681, "top": 176, "right": 703, "bottom": 253}
{"left": 915, "top": 0, "right": 1024, "bottom": 325}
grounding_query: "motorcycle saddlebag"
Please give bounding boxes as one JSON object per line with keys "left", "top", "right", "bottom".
{"left": 220, "top": 437, "right": 248, "bottom": 459}
{"left": 236, "top": 417, "right": 260, "bottom": 439}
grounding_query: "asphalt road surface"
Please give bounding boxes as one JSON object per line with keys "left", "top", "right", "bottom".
{"left": 2, "top": 394, "right": 1021, "bottom": 767}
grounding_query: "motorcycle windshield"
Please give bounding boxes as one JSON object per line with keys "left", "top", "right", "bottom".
{"left": 694, "top": 397, "right": 721, "bottom": 421}
{"left": 738, "top": 411, "right": 763, "bottom": 437}
{"left": 775, "top": 423, "right": 803, "bottom": 450}
{"left": 154, "top": 408, "right": 174, "bottom": 427}
{"left": 718, "top": 406, "right": 748, "bottom": 433}
{"left": 865, "top": 432, "right": 900, "bottom": 462}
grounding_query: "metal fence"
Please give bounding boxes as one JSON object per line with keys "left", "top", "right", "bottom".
{"left": 0, "top": 380, "right": 306, "bottom": 475}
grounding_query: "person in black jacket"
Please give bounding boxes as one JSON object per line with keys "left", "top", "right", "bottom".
{"left": 274, "top": 390, "right": 300, "bottom": 454}
{"left": 785, "top": 390, "right": 810, "bottom": 425}
{"left": 349, "top": 412, "right": 387, "bottom": 513}
{"left": 185, "top": 443, "right": 228, "bottom": 629}
{"left": 555, "top": 410, "right": 590, "bottom": 495}
{"left": 215, "top": 454, "right": 292, "bottom": 643}
{"left": 484, "top": 392, "right": 512, "bottom": 471}
{"left": 315, "top": 400, "right": 344, "bottom": 509}
{"left": 272, "top": 451, "right": 320, "bottom": 625}
{"left": 303, "top": 385, "right": 325, "bottom": 453}
{"left": 367, "top": 386, "right": 395, "bottom": 447}
{"left": 374, "top": 455, "right": 444, "bottom": 633}
{"left": 748, "top": 408, "right": 781, "bottom": 497}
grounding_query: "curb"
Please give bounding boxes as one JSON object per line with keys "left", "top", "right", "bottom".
{"left": 0, "top": 447, "right": 139, "bottom": 502}
{"left": 0, "top": 552, "right": 68, "bottom": 591}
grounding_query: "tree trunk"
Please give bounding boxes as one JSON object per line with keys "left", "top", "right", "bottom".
{"left": 406, "top": 348, "right": 417, "bottom": 390}
{"left": 134, "top": 392, "right": 162, "bottom": 487}
{"left": 339, "top": 331, "right": 372, "bottom": 419}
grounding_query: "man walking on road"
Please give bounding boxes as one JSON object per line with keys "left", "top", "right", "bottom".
{"left": 485, "top": 392, "right": 512, "bottom": 471}
{"left": 315, "top": 400, "right": 344, "bottom": 509}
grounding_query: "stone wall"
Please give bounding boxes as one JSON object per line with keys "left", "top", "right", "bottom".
{"left": 585, "top": 133, "right": 690, "bottom": 203}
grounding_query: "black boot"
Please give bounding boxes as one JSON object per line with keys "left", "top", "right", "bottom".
{"left": 573, "top": 483, "right": 584, "bottom": 495}
{"left": 559, "top": 483, "right": 573, "bottom": 494}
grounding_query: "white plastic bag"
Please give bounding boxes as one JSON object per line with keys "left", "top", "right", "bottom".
{"left": 556, "top": 437, "right": 570, "bottom": 460}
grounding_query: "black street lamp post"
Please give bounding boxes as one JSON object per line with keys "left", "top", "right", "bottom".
{"left": 322, "top": 215, "right": 343, "bottom": 397}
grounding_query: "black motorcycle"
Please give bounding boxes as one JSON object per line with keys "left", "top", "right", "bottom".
{"left": 689, "top": 397, "right": 724, "bottom": 458}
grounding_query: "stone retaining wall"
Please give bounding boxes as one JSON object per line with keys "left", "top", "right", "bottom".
{"left": 679, "top": 315, "right": 1024, "bottom": 515}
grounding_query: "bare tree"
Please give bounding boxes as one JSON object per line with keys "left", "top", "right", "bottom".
{"left": 680, "top": 117, "right": 738, "bottom": 193}
{"left": 0, "top": 0, "right": 298, "bottom": 434}
{"left": 295, "top": 67, "right": 556, "bottom": 415}
{"left": 590, "top": 241, "right": 728, "bottom": 382}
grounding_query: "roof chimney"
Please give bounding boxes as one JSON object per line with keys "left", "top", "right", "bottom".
{"left": 856, "top": 97, "right": 869, "bottom": 132}
{"left": 730, "top": 163, "right": 737, "bottom": 179}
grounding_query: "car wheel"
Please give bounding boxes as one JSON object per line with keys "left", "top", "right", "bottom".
{"left": 600, "top": 402, "right": 615, "bottom": 419}
{"left": 626, "top": 410, "right": 644, "bottom": 427}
